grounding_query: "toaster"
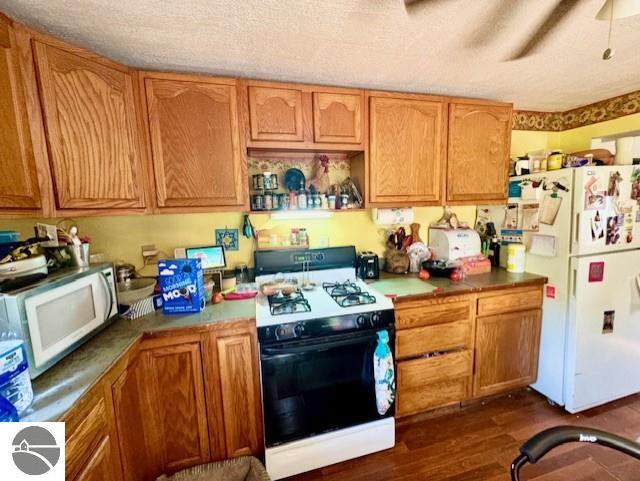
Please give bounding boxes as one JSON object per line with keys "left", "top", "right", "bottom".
{"left": 357, "top": 251, "right": 379, "bottom": 280}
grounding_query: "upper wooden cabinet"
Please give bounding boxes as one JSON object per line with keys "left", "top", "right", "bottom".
{"left": 0, "top": 16, "right": 43, "bottom": 214}
{"left": 369, "top": 94, "right": 446, "bottom": 205}
{"left": 142, "top": 73, "right": 245, "bottom": 209}
{"left": 243, "top": 80, "right": 365, "bottom": 150}
{"left": 313, "top": 91, "right": 363, "bottom": 144}
{"left": 33, "top": 41, "right": 147, "bottom": 210}
{"left": 446, "top": 102, "right": 512, "bottom": 203}
{"left": 248, "top": 84, "right": 304, "bottom": 142}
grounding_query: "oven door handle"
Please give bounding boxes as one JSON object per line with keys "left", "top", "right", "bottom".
{"left": 262, "top": 331, "right": 386, "bottom": 356}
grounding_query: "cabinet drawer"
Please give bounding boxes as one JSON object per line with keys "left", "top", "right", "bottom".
{"left": 397, "top": 377, "right": 470, "bottom": 417}
{"left": 396, "top": 320, "right": 471, "bottom": 359}
{"left": 477, "top": 287, "right": 543, "bottom": 316}
{"left": 398, "top": 350, "right": 472, "bottom": 389}
{"left": 66, "top": 397, "right": 108, "bottom": 480}
{"left": 395, "top": 295, "right": 473, "bottom": 330}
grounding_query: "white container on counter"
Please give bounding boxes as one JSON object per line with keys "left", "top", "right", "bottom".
{"left": 507, "top": 243, "right": 526, "bottom": 273}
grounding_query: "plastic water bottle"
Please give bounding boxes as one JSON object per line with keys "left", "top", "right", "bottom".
{"left": 0, "top": 333, "right": 33, "bottom": 415}
{"left": 0, "top": 394, "right": 19, "bottom": 422}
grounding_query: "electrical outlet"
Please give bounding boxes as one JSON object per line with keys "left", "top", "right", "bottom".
{"left": 141, "top": 244, "right": 158, "bottom": 260}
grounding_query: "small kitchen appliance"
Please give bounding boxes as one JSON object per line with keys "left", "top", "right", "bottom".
{"left": 254, "top": 246, "right": 395, "bottom": 480}
{"left": 357, "top": 251, "right": 379, "bottom": 280}
{"left": 0, "top": 263, "right": 118, "bottom": 378}
{"left": 428, "top": 227, "right": 482, "bottom": 261}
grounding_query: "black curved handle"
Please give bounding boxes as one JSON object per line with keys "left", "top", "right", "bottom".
{"left": 521, "top": 426, "right": 640, "bottom": 462}
{"left": 511, "top": 426, "right": 640, "bottom": 481}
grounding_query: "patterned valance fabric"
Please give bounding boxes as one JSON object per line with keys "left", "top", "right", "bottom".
{"left": 513, "top": 90, "right": 640, "bottom": 131}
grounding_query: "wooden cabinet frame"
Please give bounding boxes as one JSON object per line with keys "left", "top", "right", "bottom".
{"left": 240, "top": 79, "right": 367, "bottom": 152}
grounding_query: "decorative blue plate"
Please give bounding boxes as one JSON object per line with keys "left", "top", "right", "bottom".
{"left": 284, "top": 168, "right": 306, "bottom": 192}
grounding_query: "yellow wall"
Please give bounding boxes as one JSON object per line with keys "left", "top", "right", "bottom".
{"left": 511, "top": 113, "right": 640, "bottom": 157}
{"left": 558, "top": 113, "right": 640, "bottom": 153}
{"left": 0, "top": 207, "right": 476, "bottom": 274}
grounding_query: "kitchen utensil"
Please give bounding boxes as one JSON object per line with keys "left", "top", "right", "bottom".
{"left": 421, "top": 259, "right": 459, "bottom": 278}
{"left": 301, "top": 260, "right": 316, "bottom": 291}
{"left": 284, "top": 168, "right": 305, "bottom": 192}
{"left": 115, "top": 263, "right": 136, "bottom": 283}
{"left": 242, "top": 215, "right": 255, "bottom": 239}
{"left": 71, "top": 243, "right": 90, "bottom": 267}
{"left": 116, "top": 278, "right": 156, "bottom": 305}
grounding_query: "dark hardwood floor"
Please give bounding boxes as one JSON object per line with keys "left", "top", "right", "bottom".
{"left": 286, "top": 390, "right": 640, "bottom": 481}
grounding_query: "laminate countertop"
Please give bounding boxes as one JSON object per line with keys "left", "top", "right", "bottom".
{"left": 22, "top": 298, "right": 256, "bottom": 423}
{"left": 369, "top": 268, "right": 547, "bottom": 302}
{"left": 22, "top": 268, "right": 546, "bottom": 423}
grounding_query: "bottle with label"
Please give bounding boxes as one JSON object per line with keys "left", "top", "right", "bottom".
{"left": 0, "top": 332, "right": 34, "bottom": 415}
{"left": 297, "top": 181, "right": 308, "bottom": 210}
{"left": 488, "top": 236, "right": 501, "bottom": 267}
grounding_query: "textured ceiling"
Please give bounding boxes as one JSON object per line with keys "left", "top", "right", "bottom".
{"left": 2, "top": 0, "right": 640, "bottom": 111}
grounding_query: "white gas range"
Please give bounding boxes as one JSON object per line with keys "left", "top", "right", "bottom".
{"left": 254, "top": 247, "right": 396, "bottom": 480}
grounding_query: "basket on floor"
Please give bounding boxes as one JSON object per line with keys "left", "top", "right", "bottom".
{"left": 156, "top": 456, "right": 271, "bottom": 481}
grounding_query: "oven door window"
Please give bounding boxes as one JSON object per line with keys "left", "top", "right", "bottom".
{"left": 25, "top": 274, "right": 108, "bottom": 367}
{"left": 261, "top": 330, "right": 393, "bottom": 447}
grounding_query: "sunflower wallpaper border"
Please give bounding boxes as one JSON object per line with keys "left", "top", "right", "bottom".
{"left": 513, "top": 89, "right": 640, "bottom": 132}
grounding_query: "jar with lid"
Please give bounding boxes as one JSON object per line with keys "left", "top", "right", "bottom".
{"left": 297, "top": 182, "right": 308, "bottom": 209}
{"left": 263, "top": 193, "right": 273, "bottom": 210}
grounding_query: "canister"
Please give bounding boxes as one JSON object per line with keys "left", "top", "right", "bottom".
{"left": 547, "top": 150, "right": 563, "bottom": 170}
{"left": 507, "top": 243, "right": 526, "bottom": 273}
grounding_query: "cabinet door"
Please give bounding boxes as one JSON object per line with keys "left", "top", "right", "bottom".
{"left": 0, "top": 17, "right": 41, "bottom": 211}
{"left": 473, "top": 309, "right": 542, "bottom": 398}
{"left": 33, "top": 42, "right": 145, "bottom": 209}
{"left": 143, "top": 342, "right": 210, "bottom": 474}
{"left": 248, "top": 85, "right": 304, "bottom": 142}
{"left": 215, "top": 331, "right": 263, "bottom": 458}
{"left": 313, "top": 91, "right": 363, "bottom": 144}
{"left": 145, "top": 77, "right": 244, "bottom": 208}
{"left": 112, "top": 357, "right": 154, "bottom": 481}
{"left": 369, "top": 97, "right": 445, "bottom": 205}
{"left": 447, "top": 103, "right": 512, "bottom": 203}
{"left": 74, "top": 436, "right": 116, "bottom": 481}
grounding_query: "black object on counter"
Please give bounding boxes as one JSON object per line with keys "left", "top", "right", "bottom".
{"left": 421, "top": 259, "right": 458, "bottom": 278}
{"left": 488, "top": 236, "right": 501, "bottom": 267}
{"left": 357, "top": 251, "right": 379, "bottom": 280}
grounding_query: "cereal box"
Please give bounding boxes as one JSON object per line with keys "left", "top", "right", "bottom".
{"left": 158, "top": 259, "right": 205, "bottom": 314}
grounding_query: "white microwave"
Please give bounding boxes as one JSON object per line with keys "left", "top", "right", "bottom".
{"left": 0, "top": 264, "right": 118, "bottom": 378}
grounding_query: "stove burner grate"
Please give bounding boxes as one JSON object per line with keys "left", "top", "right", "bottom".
{"left": 267, "top": 290, "right": 311, "bottom": 315}
{"left": 322, "top": 281, "right": 376, "bottom": 308}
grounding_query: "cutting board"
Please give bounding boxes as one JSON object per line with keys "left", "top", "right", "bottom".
{"left": 371, "top": 277, "right": 437, "bottom": 297}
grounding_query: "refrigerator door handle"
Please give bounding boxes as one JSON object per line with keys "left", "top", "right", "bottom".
{"left": 572, "top": 268, "right": 577, "bottom": 298}
{"left": 575, "top": 213, "right": 580, "bottom": 243}
{"left": 635, "top": 274, "right": 640, "bottom": 297}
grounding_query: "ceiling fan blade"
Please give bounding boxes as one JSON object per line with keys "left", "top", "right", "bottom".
{"left": 509, "top": 0, "right": 581, "bottom": 60}
{"left": 465, "top": 0, "right": 522, "bottom": 47}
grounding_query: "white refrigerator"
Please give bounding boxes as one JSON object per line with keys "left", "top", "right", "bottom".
{"left": 503, "top": 165, "right": 640, "bottom": 413}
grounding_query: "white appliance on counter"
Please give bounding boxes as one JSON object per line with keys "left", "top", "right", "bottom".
{"left": 428, "top": 227, "right": 482, "bottom": 260}
{"left": 0, "top": 264, "right": 118, "bottom": 378}
{"left": 505, "top": 165, "right": 640, "bottom": 413}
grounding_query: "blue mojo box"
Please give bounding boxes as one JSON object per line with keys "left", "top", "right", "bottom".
{"left": 158, "top": 259, "right": 205, "bottom": 314}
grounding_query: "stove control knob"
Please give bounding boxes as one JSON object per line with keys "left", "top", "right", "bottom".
{"left": 371, "top": 312, "right": 381, "bottom": 325}
{"left": 293, "top": 323, "right": 305, "bottom": 337}
{"left": 356, "top": 315, "right": 368, "bottom": 328}
{"left": 275, "top": 326, "right": 287, "bottom": 339}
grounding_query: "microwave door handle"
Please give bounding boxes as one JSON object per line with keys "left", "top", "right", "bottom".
{"left": 100, "top": 272, "right": 114, "bottom": 321}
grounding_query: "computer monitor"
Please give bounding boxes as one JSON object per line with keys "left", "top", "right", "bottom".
{"left": 184, "top": 245, "right": 226, "bottom": 273}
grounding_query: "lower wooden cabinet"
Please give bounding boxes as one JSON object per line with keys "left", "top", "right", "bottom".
{"left": 64, "top": 382, "right": 122, "bottom": 481}
{"left": 473, "top": 308, "right": 542, "bottom": 398}
{"left": 74, "top": 436, "right": 117, "bottom": 481}
{"left": 203, "top": 324, "right": 264, "bottom": 460}
{"left": 65, "top": 320, "right": 263, "bottom": 481}
{"left": 395, "top": 286, "right": 544, "bottom": 419}
{"left": 141, "top": 339, "right": 211, "bottom": 474}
